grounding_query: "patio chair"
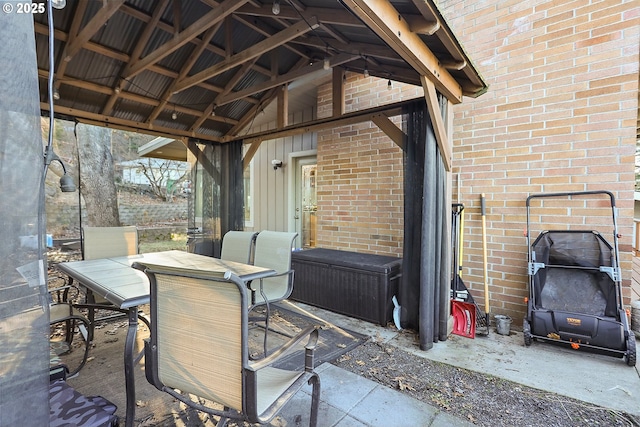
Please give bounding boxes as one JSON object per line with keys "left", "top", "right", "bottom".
{"left": 73, "top": 226, "right": 149, "bottom": 340}
{"left": 220, "top": 230, "right": 258, "bottom": 264}
{"left": 49, "top": 289, "right": 91, "bottom": 377}
{"left": 250, "top": 230, "right": 298, "bottom": 357}
{"left": 250, "top": 231, "right": 298, "bottom": 306}
{"left": 134, "top": 262, "right": 320, "bottom": 427}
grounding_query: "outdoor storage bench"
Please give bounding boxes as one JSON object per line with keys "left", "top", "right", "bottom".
{"left": 290, "top": 248, "right": 402, "bottom": 326}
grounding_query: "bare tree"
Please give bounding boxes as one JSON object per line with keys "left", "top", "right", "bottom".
{"left": 76, "top": 123, "right": 120, "bottom": 226}
{"left": 136, "top": 158, "right": 188, "bottom": 202}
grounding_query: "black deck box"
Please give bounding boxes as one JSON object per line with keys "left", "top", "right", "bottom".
{"left": 290, "top": 248, "right": 402, "bottom": 326}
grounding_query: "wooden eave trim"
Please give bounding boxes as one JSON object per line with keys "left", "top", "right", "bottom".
{"left": 342, "top": 0, "right": 463, "bottom": 104}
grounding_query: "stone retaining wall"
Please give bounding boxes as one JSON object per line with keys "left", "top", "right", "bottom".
{"left": 47, "top": 201, "right": 188, "bottom": 234}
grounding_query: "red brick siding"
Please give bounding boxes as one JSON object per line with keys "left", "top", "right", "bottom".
{"left": 316, "top": 74, "right": 421, "bottom": 256}
{"left": 439, "top": 0, "right": 639, "bottom": 323}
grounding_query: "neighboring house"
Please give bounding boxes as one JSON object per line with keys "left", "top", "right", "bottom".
{"left": 117, "top": 158, "right": 189, "bottom": 188}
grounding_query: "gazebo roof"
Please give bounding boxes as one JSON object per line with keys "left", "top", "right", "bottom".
{"left": 35, "top": 0, "right": 487, "bottom": 145}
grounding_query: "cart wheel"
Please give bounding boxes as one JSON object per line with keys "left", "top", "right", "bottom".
{"left": 626, "top": 333, "right": 636, "bottom": 367}
{"left": 523, "top": 319, "right": 532, "bottom": 347}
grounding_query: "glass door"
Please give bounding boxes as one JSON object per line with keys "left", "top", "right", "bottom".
{"left": 295, "top": 157, "right": 317, "bottom": 248}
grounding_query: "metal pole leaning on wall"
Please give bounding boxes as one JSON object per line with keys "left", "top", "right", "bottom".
{"left": 481, "top": 193, "right": 490, "bottom": 332}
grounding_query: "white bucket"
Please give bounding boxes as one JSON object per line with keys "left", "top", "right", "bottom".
{"left": 495, "top": 314, "right": 512, "bottom": 335}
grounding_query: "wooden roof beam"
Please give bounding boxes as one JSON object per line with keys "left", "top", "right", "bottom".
{"left": 61, "top": 0, "right": 124, "bottom": 62}
{"left": 124, "top": 0, "right": 249, "bottom": 79}
{"left": 103, "top": 0, "right": 171, "bottom": 115}
{"left": 421, "top": 75, "right": 451, "bottom": 171}
{"left": 146, "top": 22, "right": 222, "bottom": 123}
{"left": 188, "top": 58, "right": 259, "bottom": 133}
{"left": 216, "top": 52, "right": 357, "bottom": 106}
{"left": 173, "top": 17, "right": 320, "bottom": 94}
{"left": 341, "top": 0, "right": 463, "bottom": 104}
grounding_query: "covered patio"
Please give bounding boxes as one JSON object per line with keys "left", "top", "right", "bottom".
{"left": 0, "top": 0, "right": 504, "bottom": 424}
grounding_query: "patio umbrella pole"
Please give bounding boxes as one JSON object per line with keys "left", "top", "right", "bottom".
{"left": 481, "top": 194, "right": 490, "bottom": 334}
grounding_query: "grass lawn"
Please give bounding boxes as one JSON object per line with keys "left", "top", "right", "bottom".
{"left": 139, "top": 233, "right": 188, "bottom": 253}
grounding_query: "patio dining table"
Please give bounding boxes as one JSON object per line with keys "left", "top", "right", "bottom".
{"left": 56, "top": 249, "right": 276, "bottom": 427}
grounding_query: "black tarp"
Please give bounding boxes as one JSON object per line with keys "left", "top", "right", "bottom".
{"left": 400, "top": 99, "right": 449, "bottom": 350}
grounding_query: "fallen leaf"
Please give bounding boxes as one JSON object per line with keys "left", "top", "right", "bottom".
{"left": 394, "top": 377, "right": 416, "bottom": 392}
{"left": 356, "top": 360, "right": 366, "bottom": 366}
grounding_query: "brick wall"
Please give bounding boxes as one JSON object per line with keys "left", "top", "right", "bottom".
{"left": 315, "top": 74, "right": 422, "bottom": 256}
{"left": 438, "top": 0, "right": 640, "bottom": 322}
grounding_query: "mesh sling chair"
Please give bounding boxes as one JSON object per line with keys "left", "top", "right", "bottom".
{"left": 250, "top": 231, "right": 298, "bottom": 356}
{"left": 49, "top": 297, "right": 91, "bottom": 377}
{"left": 220, "top": 230, "right": 259, "bottom": 264}
{"left": 73, "top": 226, "right": 150, "bottom": 340}
{"left": 133, "top": 262, "right": 321, "bottom": 427}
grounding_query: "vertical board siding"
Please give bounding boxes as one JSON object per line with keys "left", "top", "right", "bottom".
{"left": 248, "top": 106, "right": 316, "bottom": 234}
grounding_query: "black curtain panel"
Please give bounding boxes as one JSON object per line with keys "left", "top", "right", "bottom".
{"left": 400, "top": 98, "right": 449, "bottom": 350}
{"left": 187, "top": 139, "right": 244, "bottom": 257}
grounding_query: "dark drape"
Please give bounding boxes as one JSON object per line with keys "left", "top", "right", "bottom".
{"left": 400, "top": 98, "right": 450, "bottom": 350}
{"left": 187, "top": 139, "right": 244, "bottom": 257}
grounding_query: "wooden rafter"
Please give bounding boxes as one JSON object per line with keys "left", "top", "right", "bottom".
{"left": 53, "top": 0, "right": 89, "bottom": 90}
{"left": 421, "top": 75, "right": 451, "bottom": 171}
{"left": 34, "top": 0, "right": 486, "bottom": 144}
{"left": 61, "top": 0, "right": 124, "bottom": 62}
{"left": 216, "top": 53, "right": 358, "bottom": 107}
{"left": 102, "top": 0, "right": 172, "bottom": 115}
{"left": 188, "top": 58, "right": 259, "bottom": 133}
{"left": 173, "top": 17, "right": 320, "bottom": 94}
{"left": 124, "top": 0, "right": 249, "bottom": 80}
{"left": 341, "top": 0, "right": 463, "bottom": 104}
{"left": 146, "top": 22, "right": 222, "bottom": 123}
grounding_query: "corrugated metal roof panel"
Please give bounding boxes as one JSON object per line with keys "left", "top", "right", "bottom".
{"left": 33, "top": 0, "right": 487, "bottom": 141}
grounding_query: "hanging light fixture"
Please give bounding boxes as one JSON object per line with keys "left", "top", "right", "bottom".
{"left": 171, "top": 111, "right": 177, "bottom": 120}
{"left": 272, "top": 0, "right": 280, "bottom": 15}
{"left": 53, "top": 88, "right": 60, "bottom": 100}
{"left": 50, "top": 0, "right": 66, "bottom": 9}
{"left": 363, "top": 56, "right": 369, "bottom": 78}
{"left": 388, "top": 79, "right": 392, "bottom": 90}
{"left": 323, "top": 44, "right": 331, "bottom": 70}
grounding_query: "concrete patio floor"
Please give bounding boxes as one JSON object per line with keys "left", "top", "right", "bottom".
{"left": 64, "top": 301, "right": 640, "bottom": 426}
{"left": 300, "top": 302, "right": 640, "bottom": 419}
